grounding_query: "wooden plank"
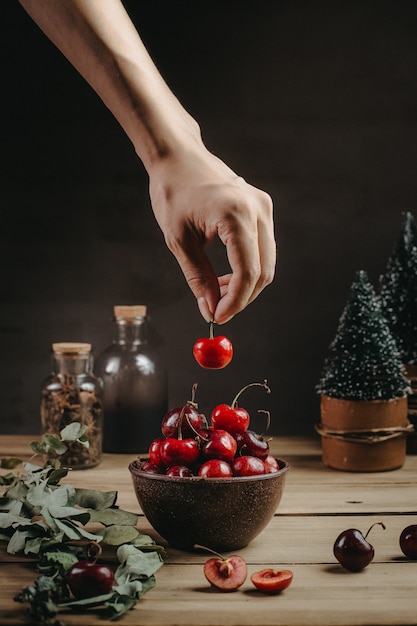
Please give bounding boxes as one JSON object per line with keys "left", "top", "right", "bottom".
{"left": 1, "top": 435, "right": 417, "bottom": 626}
{"left": 2, "top": 562, "right": 417, "bottom": 626}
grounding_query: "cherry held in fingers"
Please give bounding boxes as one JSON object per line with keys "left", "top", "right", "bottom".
{"left": 193, "top": 320, "right": 233, "bottom": 369}
{"left": 251, "top": 568, "right": 293, "bottom": 594}
{"left": 195, "top": 544, "right": 247, "bottom": 591}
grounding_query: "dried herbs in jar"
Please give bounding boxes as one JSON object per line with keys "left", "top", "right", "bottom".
{"left": 40, "top": 342, "right": 103, "bottom": 469}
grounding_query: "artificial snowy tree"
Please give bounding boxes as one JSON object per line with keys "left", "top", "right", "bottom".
{"left": 378, "top": 212, "right": 417, "bottom": 365}
{"left": 317, "top": 270, "right": 410, "bottom": 401}
{"left": 317, "top": 270, "right": 411, "bottom": 472}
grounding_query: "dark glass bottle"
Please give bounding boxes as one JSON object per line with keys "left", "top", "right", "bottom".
{"left": 95, "top": 305, "right": 168, "bottom": 454}
{"left": 40, "top": 342, "right": 103, "bottom": 469}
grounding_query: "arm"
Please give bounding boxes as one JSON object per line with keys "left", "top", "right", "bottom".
{"left": 19, "top": 0, "right": 276, "bottom": 324}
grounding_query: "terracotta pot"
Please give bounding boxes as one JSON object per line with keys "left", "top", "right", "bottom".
{"left": 318, "top": 394, "right": 410, "bottom": 472}
{"left": 405, "top": 364, "right": 417, "bottom": 455}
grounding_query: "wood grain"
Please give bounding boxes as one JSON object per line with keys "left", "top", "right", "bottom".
{"left": 1, "top": 435, "right": 417, "bottom": 625}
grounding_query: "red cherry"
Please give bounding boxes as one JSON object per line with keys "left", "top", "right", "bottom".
{"left": 211, "top": 380, "right": 271, "bottom": 435}
{"left": 161, "top": 384, "right": 203, "bottom": 438}
{"left": 166, "top": 465, "right": 194, "bottom": 477}
{"left": 159, "top": 437, "right": 200, "bottom": 468}
{"left": 201, "top": 429, "right": 237, "bottom": 463}
{"left": 195, "top": 544, "right": 247, "bottom": 591}
{"left": 251, "top": 568, "right": 293, "bottom": 594}
{"left": 140, "top": 460, "right": 163, "bottom": 474}
{"left": 264, "top": 455, "right": 279, "bottom": 473}
{"left": 193, "top": 321, "right": 233, "bottom": 369}
{"left": 212, "top": 404, "right": 250, "bottom": 435}
{"left": 67, "top": 560, "right": 115, "bottom": 599}
{"left": 233, "top": 455, "right": 266, "bottom": 477}
{"left": 235, "top": 429, "right": 269, "bottom": 460}
{"left": 333, "top": 522, "right": 386, "bottom": 571}
{"left": 198, "top": 459, "right": 233, "bottom": 478}
{"left": 400, "top": 525, "right": 417, "bottom": 559}
{"left": 148, "top": 437, "right": 165, "bottom": 468}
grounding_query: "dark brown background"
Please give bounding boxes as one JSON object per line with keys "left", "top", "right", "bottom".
{"left": 2, "top": 0, "right": 417, "bottom": 437}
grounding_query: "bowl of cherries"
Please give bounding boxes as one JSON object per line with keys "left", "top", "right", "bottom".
{"left": 129, "top": 381, "right": 289, "bottom": 552}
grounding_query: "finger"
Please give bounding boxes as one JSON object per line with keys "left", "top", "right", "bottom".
{"left": 246, "top": 212, "right": 277, "bottom": 306}
{"left": 167, "top": 232, "right": 221, "bottom": 322}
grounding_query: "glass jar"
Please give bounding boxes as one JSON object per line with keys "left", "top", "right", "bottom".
{"left": 95, "top": 305, "right": 168, "bottom": 454}
{"left": 40, "top": 342, "right": 103, "bottom": 469}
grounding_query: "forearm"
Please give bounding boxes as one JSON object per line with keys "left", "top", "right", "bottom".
{"left": 18, "top": 0, "right": 202, "bottom": 172}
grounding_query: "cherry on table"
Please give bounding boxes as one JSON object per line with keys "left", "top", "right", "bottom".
{"left": 333, "top": 522, "right": 386, "bottom": 571}
{"left": 193, "top": 320, "right": 233, "bottom": 370}
{"left": 251, "top": 568, "right": 293, "bottom": 594}
{"left": 399, "top": 524, "right": 417, "bottom": 559}
{"left": 67, "top": 542, "right": 114, "bottom": 599}
{"left": 194, "top": 544, "right": 247, "bottom": 591}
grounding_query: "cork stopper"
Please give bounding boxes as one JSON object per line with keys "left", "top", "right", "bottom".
{"left": 52, "top": 342, "right": 92, "bottom": 355}
{"left": 114, "top": 305, "right": 147, "bottom": 319}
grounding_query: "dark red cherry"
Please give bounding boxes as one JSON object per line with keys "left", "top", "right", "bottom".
{"left": 235, "top": 429, "right": 269, "bottom": 460}
{"left": 400, "top": 525, "right": 417, "bottom": 559}
{"left": 161, "top": 383, "right": 203, "bottom": 438}
{"left": 166, "top": 465, "right": 194, "bottom": 477}
{"left": 68, "top": 560, "right": 114, "bottom": 599}
{"left": 333, "top": 522, "right": 386, "bottom": 571}
{"left": 140, "top": 460, "right": 163, "bottom": 474}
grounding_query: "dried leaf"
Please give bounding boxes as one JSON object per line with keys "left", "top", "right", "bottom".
{"left": 74, "top": 488, "right": 117, "bottom": 510}
{"left": 0, "top": 457, "right": 22, "bottom": 469}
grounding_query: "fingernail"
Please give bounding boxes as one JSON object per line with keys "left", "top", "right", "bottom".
{"left": 197, "top": 297, "right": 212, "bottom": 323}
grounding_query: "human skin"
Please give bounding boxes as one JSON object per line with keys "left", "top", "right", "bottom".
{"left": 19, "top": 0, "right": 276, "bottom": 324}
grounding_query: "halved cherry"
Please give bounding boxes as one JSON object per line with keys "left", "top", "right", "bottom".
{"left": 195, "top": 544, "right": 247, "bottom": 591}
{"left": 251, "top": 568, "right": 293, "bottom": 594}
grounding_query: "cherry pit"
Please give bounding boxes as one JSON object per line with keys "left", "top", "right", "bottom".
{"left": 141, "top": 380, "right": 279, "bottom": 478}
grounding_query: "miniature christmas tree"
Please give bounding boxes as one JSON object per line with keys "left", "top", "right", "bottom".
{"left": 378, "top": 212, "right": 417, "bottom": 365}
{"left": 317, "top": 270, "right": 410, "bottom": 401}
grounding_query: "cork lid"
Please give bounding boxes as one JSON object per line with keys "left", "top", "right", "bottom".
{"left": 114, "top": 305, "right": 147, "bottom": 319}
{"left": 52, "top": 342, "right": 92, "bottom": 354}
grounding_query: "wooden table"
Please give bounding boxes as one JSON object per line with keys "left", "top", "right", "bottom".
{"left": 1, "top": 435, "right": 417, "bottom": 626}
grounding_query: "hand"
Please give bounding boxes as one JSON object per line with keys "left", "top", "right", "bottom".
{"left": 149, "top": 144, "right": 276, "bottom": 324}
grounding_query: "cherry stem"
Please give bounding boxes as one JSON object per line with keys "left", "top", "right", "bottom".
{"left": 231, "top": 379, "right": 271, "bottom": 408}
{"left": 194, "top": 544, "right": 226, "bottom": 561}
{"left": 86, "top": 540, "right": 102, "bottom": 562}
{"left": 189, "top": 383, "right": 198, "bottom": 407}
{"left": 209, "top": 320, "right": 215, "bottom": 340}
{"left": 364, "top": 522, "right": 386, "bottom": 540}
{"left": 257, "top": 409, "right": 271, "bottom": 436}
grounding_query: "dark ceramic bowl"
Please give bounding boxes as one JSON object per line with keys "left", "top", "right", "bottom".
{"left": 128, "top": 458, "right": 289, "bottom": 552}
